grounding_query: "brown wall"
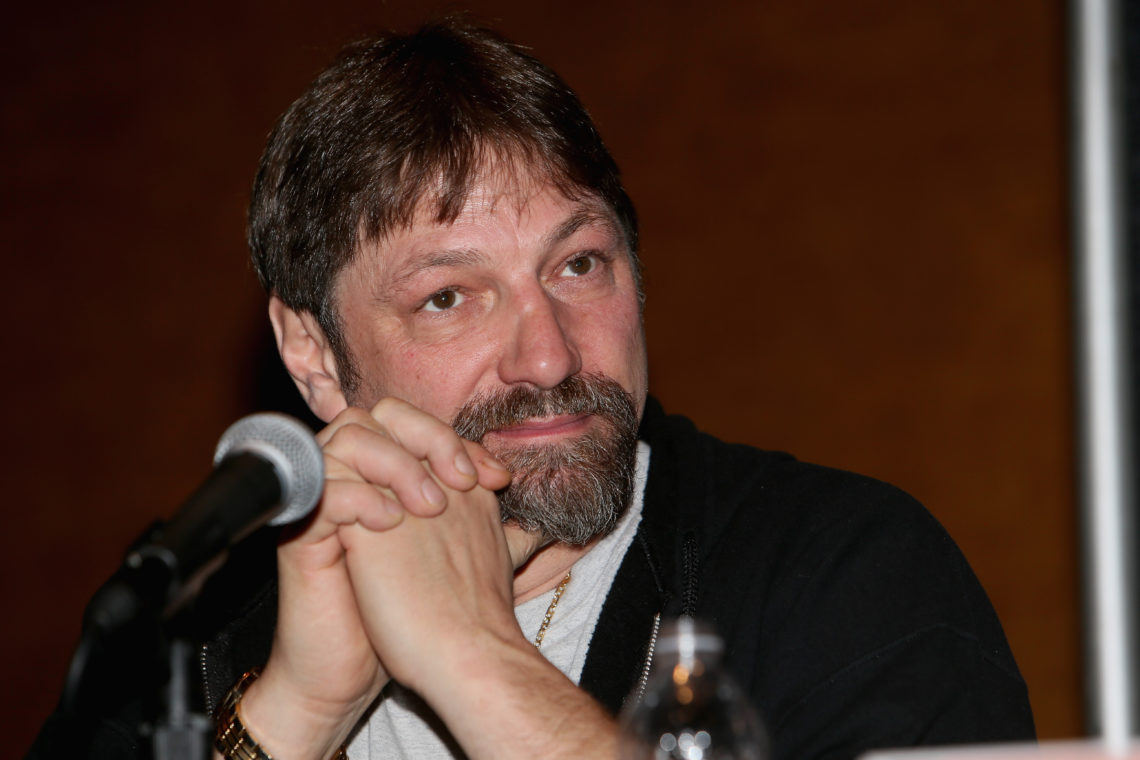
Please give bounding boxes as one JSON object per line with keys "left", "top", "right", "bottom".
{"left": 2, "top": 0, "right": 1076, "bottom": 750}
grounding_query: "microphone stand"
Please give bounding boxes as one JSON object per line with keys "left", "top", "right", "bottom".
{"left": 152, "top": 638, "right": 212, "bottom": 760}
{"left": 55, "top": 413, "right": 321, "bottom": 757}
{"left": 60, "top": 519, "right": 217, "bottom": 760}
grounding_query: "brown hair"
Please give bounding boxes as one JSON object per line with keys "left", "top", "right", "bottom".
{"left": 248, "top": 18, "right": 638, "bottom": 393}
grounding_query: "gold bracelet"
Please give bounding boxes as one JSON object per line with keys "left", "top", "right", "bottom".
{"left": 214, "top": 668, "right": 348, "bottom": 760}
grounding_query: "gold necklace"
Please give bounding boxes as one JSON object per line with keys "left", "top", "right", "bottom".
{"left": 533, "top": 571, "right": 572, "bottom": 648}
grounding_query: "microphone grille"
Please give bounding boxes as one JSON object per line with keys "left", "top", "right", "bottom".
{"left": 214, "top": 413, "right": 324, "bottom": 526}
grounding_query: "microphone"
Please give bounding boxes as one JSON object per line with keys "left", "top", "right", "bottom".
{"left": 84, "top": 413, "right": 324, "bottom": 637}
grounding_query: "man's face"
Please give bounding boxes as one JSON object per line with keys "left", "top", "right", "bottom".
{"left": 331, "top": 173, "right": 649, "bottom": 541}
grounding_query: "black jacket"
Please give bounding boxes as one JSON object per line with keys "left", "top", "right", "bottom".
{"left": 31, "top": 397, "right": 1035, "bottom": 759}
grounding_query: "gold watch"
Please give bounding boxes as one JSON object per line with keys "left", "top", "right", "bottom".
{"left": 213, "top": 668, "right": 348, "bottom": 760}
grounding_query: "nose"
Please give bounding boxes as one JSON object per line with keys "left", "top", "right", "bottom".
{"left": 497, "top": 291, "right": 582, "bottom": 389}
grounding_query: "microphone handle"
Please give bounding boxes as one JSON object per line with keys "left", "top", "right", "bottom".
{"left": 132, "top": 452, "right": 283, "bottom": 589}
{"left": 85, "top": 452, "right": 283, "bottom": 638}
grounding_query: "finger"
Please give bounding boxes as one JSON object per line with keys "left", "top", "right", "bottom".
{"left": 324, "top": 425, "right": 448, "bottom": 517}
{"left": 369, "top": 397, "right": 481, "bottom": 492}
{"left": 315, "top": 406, "right": 378, "bottom": 447}
{"left": 501, "top": 523, "right": 547, "bottom": 570}
{"left": 321, "top": 478, "right": 406, "bottom": 532}
{"left": 460, "top": 440, "right": 512, "bottom": 491}
{"left": 282, "top": 455, "right": 407, "bottom": 548}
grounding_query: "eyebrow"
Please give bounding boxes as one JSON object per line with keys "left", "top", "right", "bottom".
{"left": 388, "top": 248, "right": 487, "bottom": 289}
{"left": 383, "top": 203, "right": 622, "bottom": 292}
{"left": 543, "top": 206, "right": 622, "bottom": 249}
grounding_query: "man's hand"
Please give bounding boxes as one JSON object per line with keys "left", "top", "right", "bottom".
{"left": 238, "top": 398, "right": 510, "bottom": 760}
{"left": 339, "top": 479, "right": 617, "bottom": 760}
{"left": 338, "top": 481, "right": 519, "bottom": 695}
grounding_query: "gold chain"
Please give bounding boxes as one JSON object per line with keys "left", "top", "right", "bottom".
{"left": 533, "top": 570, "right": 572, "bottom": 648}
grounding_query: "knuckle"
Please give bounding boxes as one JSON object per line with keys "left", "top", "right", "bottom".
{"left": 330, "top": 421, "right": 387, "bottom": 453}
{"left": 342, "top": 406, "right": 373, "bottom": 422}
{"left": 333, "top": 407, "right": 373, "bottom": 430}
{"left": 318, "top": 407, "right": 386, "bottom": 446}
{"left": 322, "top": 455, "right": 353, "bottom": 480}
{"left": 369, "top": 396, "right": 410, "bottom": 418}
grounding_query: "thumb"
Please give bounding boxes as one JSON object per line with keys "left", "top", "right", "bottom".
{"left": 502, "top": 523, "right": 546, "bottom": 570}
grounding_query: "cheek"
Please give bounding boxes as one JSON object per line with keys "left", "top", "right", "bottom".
{"left": 622, "top": 321, "right": 650, "bottom": 391}
{"left": 383, "top": 341, "right": 500, "bottom": 419}
{"left": 400, "top": 346, "right": 438, "bottom": 384}
{"left": 350, "top": 338, "right": 446, "bottom": 409}
{"left": 581, "top": 299, "right": 647, "bottom": 381}
{"left": 389, "top": 347, "right": 456, "bottom": 405}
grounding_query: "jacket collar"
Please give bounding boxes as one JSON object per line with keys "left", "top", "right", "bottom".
{"left": 577, "top": 395, "right": 693, "bottom": 713}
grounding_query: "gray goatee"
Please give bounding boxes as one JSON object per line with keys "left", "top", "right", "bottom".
{"left": 451, "top": 374, "right": 639, "bottom": 545}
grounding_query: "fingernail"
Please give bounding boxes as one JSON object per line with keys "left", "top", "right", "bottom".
{"left": 482, "top": 455, "right": 508, "bottom": 471}
{"left": 454, "top": 453, "right": 476, "bottom": 477}
{"left": 422, "top": 478, "right": 445, "bottom": 507}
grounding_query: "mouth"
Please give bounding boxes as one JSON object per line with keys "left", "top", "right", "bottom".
{"left": 483, "top": 413, "right": 593, "bottom": 444}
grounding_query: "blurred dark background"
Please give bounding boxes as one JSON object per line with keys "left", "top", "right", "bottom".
{"left": 1, "top": 0, "right": 1075, "bottom": 749}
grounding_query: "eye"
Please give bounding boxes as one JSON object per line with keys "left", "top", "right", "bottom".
{"left": 562, "top": 254, "right": 597, "bottom": 277}
{"left": 423, "top": 289, "right": 464, "bottom": 312}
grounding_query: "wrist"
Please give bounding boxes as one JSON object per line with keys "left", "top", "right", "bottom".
{"left": 414, "top": 637, "right": 617, "bottom": 760}
{"left": 221, "top": 668, "right": 352, "bottom": 760}
{"left": 412, "top": 625, "right": 537, "bottom": 708}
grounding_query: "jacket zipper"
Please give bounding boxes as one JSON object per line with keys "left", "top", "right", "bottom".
{"left": 632, "top": 612, "right": 662, "bottom": 704}
{"left": 200, "top": 641, "right": 213, "bottom": 713}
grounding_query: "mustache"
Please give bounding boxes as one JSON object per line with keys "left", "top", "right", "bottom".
{"left": 451, "top": 374, "right": 636, "bottom": 443}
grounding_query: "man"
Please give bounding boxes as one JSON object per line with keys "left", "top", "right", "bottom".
{"left": 34, "top": 17, "right": 1035, "bottom": 760}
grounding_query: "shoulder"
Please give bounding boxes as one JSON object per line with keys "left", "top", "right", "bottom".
{"left": 638, "top": 396, "right": 939, "bottom": 559}
{"left": 637, "top": 397, "right": 1034, "bottom": 752}
{"left": 641, "top": 398, "right": 1000, "bottom": 644}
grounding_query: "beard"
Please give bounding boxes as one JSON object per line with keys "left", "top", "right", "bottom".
{"left": 450, "top": 374, "right": 640, "bottom": 545}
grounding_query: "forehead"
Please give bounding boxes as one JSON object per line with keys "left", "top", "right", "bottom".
{"left": 352, "top": 173, "right": 622, "bottom": 282}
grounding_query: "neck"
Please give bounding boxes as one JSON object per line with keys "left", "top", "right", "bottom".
{"left": 512, "top": 539, "right": 598, "bottom": 604}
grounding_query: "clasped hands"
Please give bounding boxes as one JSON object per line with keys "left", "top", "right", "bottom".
{"left": 236, "top": 398, "right": 546, "bottom": 760}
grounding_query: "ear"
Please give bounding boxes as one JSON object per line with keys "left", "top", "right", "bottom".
{"left": 268, "top": 296, "right": 349, "bottom": 422}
